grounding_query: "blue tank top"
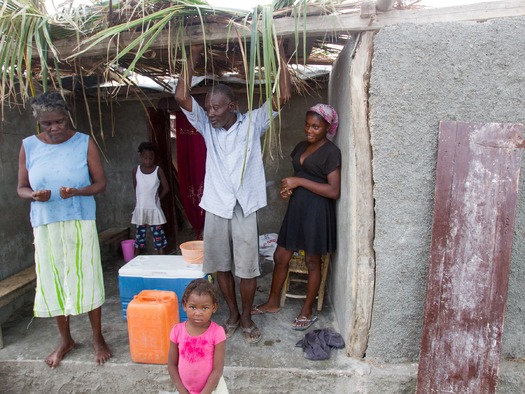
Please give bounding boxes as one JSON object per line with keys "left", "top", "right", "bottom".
{"left": 23, "top": 132, "right": 96, "bottom": 227}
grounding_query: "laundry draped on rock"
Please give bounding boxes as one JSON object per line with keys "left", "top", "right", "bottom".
{"left": 295, "top": 328, "right": 345, "bottom": 360}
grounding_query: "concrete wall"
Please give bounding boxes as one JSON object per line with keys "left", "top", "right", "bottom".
{"left": 328, "top": 38, "right": 357, "bottom": 338}
{"left": 75, "top": 100, "right": 149, "bottom": 232}
{"left": 0, "top": 104, "right": 37, "bottom": 279}
{"left": 366, "top": 17, "right": 525, "bottom": 362}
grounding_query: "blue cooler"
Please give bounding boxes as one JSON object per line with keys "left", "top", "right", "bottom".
{"left": 118, "top": 255, "right": 210, "bottom": 321}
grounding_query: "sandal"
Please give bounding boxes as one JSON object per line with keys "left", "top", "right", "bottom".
{"left": 242, "top": 324, "right": 262, "bottom": 344}
{"left": 291, "top": 315, "right": 318, "bottom": 331}
{"left": 224, "top": 320, "right": 240, "bottom": 338}
{"left": 251, "top": 304, "right": 281, "bottom": 315}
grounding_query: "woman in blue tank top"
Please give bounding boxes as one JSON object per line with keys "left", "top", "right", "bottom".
{"left": 17, "top": 92, "right": 111, "bottom": 368}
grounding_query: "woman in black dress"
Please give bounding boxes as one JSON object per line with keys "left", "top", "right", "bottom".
{"left": 253, "top": 104, "right": 341, "bottom": 330}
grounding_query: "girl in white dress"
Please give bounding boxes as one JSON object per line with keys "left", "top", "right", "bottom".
{"left": 131, "top": 142, "right": 170, "bottom": 255}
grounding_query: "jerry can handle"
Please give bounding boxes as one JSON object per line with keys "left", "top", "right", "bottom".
{"left": 136, "top": 294, "right": 172, "bottom": 303}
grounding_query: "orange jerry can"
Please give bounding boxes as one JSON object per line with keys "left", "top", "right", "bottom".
{"left": 127, "top": 289, "right": 180, "bottom": 364}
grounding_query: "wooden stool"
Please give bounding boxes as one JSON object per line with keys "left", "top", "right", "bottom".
{"left": 280, "top": 254, "right": 330, "bottom": 311}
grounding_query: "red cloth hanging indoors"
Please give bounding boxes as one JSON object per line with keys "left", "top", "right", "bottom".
{"left": 175, "top": 111, "right": 206, "bottom": 239}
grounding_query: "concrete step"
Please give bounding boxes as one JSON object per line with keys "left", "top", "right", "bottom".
{"left": 0, "top": 359, "right": 418, "bottom": 393}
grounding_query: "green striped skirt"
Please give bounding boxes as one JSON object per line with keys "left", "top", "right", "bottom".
{"left": 33, "top": 220, "right": 105, "bottom": 317}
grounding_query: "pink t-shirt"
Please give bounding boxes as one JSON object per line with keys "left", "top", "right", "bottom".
{"left": 170, "top": 321, "right": 226, "bottom": 394}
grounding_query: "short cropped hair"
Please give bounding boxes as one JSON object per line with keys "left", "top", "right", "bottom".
{"left": 207, "top": 84, "right": 237, "bottom": 103}
{"left": 30, "top": 92, "right": 70, "bottom": 119}
{"left": 137, "top": 141, "right": 157, "bottom": 153}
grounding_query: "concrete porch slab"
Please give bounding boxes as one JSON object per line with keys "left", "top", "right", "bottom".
{"left": 0, "top": 252, "right": 522, "bottom": 393}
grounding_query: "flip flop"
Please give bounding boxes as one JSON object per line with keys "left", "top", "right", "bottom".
{"left": 224, "top": 320, "right": 240, "bottom": 338}
{"left": 291, "top": 315, "right": 318, "bottom": 331}
{"left": 251, "top": 304, "right": 281, "bottom": 315}
{"left": 242, "top": 324, "right": 262, "bottom": 344}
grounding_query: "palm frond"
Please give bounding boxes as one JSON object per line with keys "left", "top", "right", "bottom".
{"left": 0, "top": 0, "right": 359, "bottom": 153}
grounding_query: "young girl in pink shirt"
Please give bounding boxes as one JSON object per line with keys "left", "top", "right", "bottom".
{"left": 168, "top": 279, "right": 228, "bottom": 394}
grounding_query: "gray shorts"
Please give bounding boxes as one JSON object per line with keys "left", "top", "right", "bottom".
{"left": 203, "top": 203, "right": 260, "bottom": 279}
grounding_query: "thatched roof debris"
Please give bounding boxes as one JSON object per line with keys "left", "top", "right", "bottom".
{"left": 2, "top": 0, "right": 523, "bottom": 107}
{"left": 27, "top": 1, "right": 419, "bottom": 98}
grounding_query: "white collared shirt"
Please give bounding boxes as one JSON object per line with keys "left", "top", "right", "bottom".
{"left": 181, "top": 97, "right": 277, "bottom": 219}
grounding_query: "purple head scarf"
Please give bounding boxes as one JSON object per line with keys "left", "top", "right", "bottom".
{"left": 308, "top": 104, "right": 339, "bottom": 140}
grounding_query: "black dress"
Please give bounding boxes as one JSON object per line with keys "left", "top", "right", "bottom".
{"left": 277, "top": 140, "right": 341, "bottom": 255}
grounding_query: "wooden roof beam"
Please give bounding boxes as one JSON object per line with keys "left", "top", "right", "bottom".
{"left": 49, "top": 0, "right": 525, "bottom": 60}
{"left": 274, "top": 0, "right": 525, "bottom": 36}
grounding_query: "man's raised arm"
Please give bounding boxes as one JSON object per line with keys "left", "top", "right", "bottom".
{"left": 174, "top": 44, "right": 204, "bottom": 112}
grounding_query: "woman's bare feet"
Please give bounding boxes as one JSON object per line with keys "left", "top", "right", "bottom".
{"left": 44, "top": 339, "right": 75, "bottom": 368}
{"left": 93, "top": 335, "right": 112, "bottom": 365}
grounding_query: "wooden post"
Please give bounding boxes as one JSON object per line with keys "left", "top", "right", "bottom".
{"left": 347, "top": 31, "right": 376, "bottom": 358}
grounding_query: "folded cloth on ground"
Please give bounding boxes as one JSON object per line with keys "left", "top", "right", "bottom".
{"left": 295, "top": 328, "right": 345, "bottom": 360}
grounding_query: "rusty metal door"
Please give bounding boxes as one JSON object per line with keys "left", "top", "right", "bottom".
{"left": 417, "top": 121, "right": 524, "bottom": 393}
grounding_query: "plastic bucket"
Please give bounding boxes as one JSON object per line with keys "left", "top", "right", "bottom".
{"left": 121, "top": 239, "right": 135, "bottom": 262}
{"left": 180, "top": 240, "right": 204, "bottom": 264}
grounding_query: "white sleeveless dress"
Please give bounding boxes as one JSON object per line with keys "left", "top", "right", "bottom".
{"left": 131, "top": 166, "right": 167, "bottom": 225}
